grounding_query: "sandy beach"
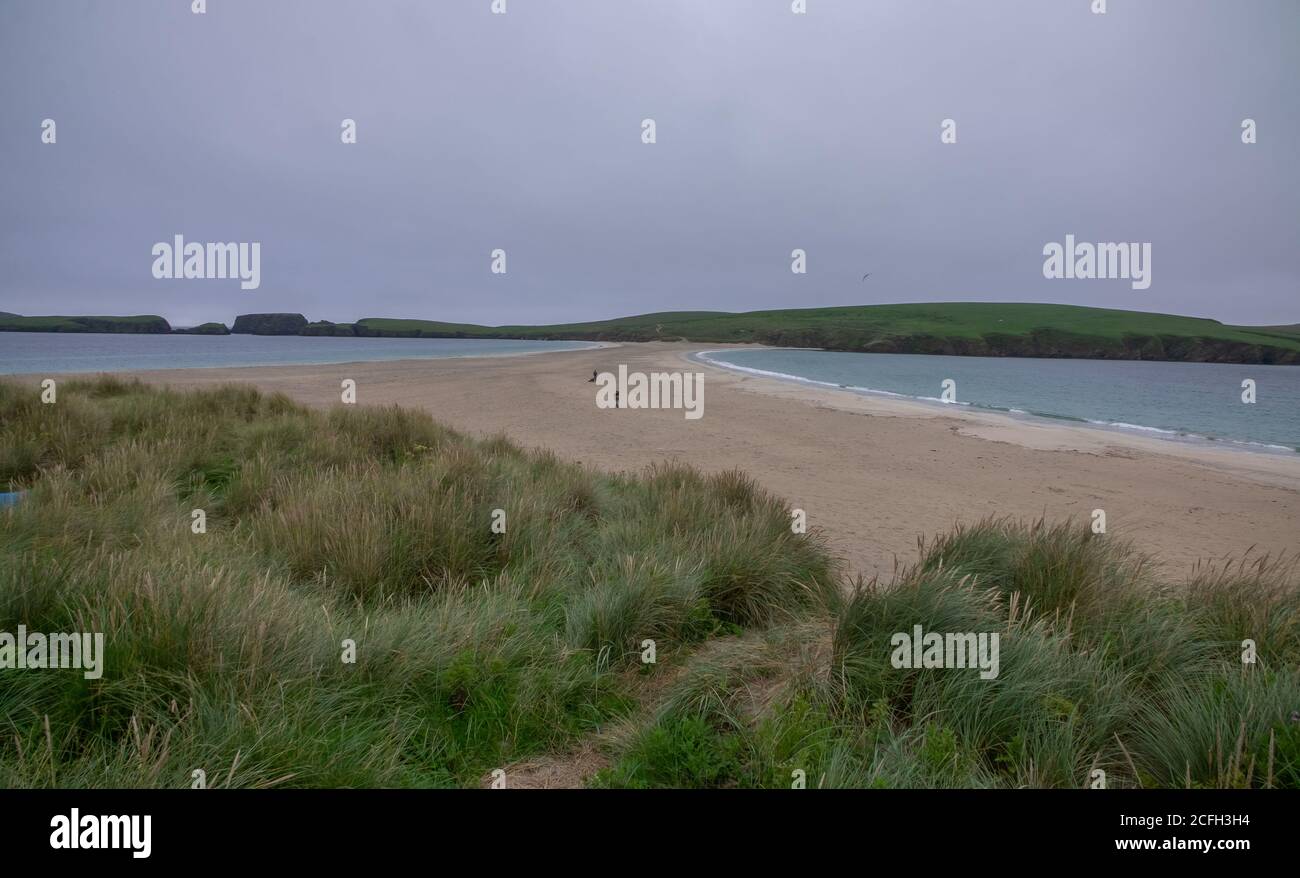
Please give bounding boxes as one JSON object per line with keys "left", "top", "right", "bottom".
{"left": 67, "top": 341, "right": 1300, "bottom": 581}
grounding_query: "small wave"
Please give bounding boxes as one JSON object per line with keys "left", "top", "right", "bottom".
{"left": 695, "top": 350, "right": 1297, "bottom": 455}
{"left": 1024, "top": 410, "right": 1090, "bottom": 424}
{"left": 695, "top": 353, "right": 977, "bottom": 407}
{"left": 695, "top": 352, "right": 846, "bottom": 390}
{"left": 1071, "top": 419, "right": 1294, "bottom": 453}
{"left": 1087, "top": 420, "right": 1181, "bottom": 436}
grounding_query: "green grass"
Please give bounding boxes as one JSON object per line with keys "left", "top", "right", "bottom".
{"left": 1254, "top": 324, "right": 1300, "bottom": 341}
{"left": 0, "top": 377, "right": 834, "bottom": 787}
{"left": 1, "top": 379, "right": 1295, "bottom": 788}
{"left": 596, "top": 520, "right": 1300, "bottom": 789}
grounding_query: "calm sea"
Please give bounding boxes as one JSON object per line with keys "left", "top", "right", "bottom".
{"left": 698, "top": 348, "right": 1300, "bottom": 454}
{"left": 0, "top": 333, "right": 601, "bottom": 375}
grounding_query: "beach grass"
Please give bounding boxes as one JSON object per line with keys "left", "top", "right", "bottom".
{"left": 0, "top": 377, "right": 833, "bottom": 787}
{"left": 0, "top": 378, "right": 1295, "bottom": 788}
{"left": 595, "top": 521, "right": 1300, "bottom": 789}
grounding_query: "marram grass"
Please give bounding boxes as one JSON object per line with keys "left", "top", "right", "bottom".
{"left": 601, "top": 520, "right": 1299, "bottom": 788}
{"left": 0, "top": 377, "right": 832, "bottom": 787}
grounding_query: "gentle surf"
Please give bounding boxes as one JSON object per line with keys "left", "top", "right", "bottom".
{"left": 698, "top": 347, "right": 1300, "bottom": 453}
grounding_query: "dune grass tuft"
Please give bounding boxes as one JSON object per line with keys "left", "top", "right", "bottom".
{"left": 597, "top": 519, "right": 1299, "bottom": 788}
{"left": 0, "top": 378, "right": 835, "bottom": 787}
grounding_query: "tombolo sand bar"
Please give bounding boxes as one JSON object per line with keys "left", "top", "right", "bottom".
{"left": 55, "top": 341, "right": 1300, "bottom": 580}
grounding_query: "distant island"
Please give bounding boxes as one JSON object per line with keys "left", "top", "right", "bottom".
{"left": 3, "top": 304, "right": 1298, "bottom": 364}
{"left": 231, "top": 313, "right": 307, "bottom": 335}
{"left": 0, "top": 314, "right": 173, "bottom": 334}
{"left": 173, "top": 322, "right": 231, "bottom": 335}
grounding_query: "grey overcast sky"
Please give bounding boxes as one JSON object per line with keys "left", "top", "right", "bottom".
{"left": 0, "top": 0, "right": 1296, "bottom": 328}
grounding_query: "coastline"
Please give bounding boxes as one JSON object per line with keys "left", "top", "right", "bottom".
{"left": 688, "top": 347, "right": 1300, "bottom": 459}
{"left": 14, "top": 340, "right": 1296, "bottom": 580}
{"left": 684, "top": 345, "right": 1300, "bottom": 493}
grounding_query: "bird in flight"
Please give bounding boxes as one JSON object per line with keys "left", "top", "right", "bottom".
{"left": 861, "top": 273, "right": 871, "bottom": 282}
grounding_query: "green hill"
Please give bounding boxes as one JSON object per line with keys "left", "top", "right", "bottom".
{"left": 1254, "top": 324, "right": 1300, "bottom": 340}
{"left": 354, "top": 311, "right": 728, "bottom": 342}
{"left": 354, "top": 303, "right": 1300, "bottom": 365}
{"left": 0, "top": 314, "right": 171, "bottom": 334}
{"left": 2, "top": 304, "right": 1296, "bottom": 363}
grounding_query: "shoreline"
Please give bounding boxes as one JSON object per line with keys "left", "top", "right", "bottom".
{"left": 683, "top": 345, "right": 1300, "bottom": 494}
{"left": 12, "top": 335, "right": 1290, "bottom": 460}
{"left": 689, "top": 347, "right": 1299, "bottom": 460}
{"left": 8, "top": 341, "right": 1297, "bottom": 577}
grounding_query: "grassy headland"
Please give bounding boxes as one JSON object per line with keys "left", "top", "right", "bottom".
{"left": 352, "top": 303, "right": 1300, "bottom": 364}
{"left": 0, "top": 315, "right": 170, "bottom": 334}
{"left": 1, "top": 379, "right": 1295, "bottom": 788}
{"left": 3, "top": 304, "right": 1298, "bottom": 364}
{"left": 0, "top": 378, "right": 834, "bottom": 787}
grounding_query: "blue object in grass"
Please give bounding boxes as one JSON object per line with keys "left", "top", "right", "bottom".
{"left": 0, "top": 491, "right": 27, "bottom": 509}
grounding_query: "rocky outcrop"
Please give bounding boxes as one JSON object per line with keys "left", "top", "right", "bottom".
{"left": 231, "top": 313, "right": 309, "bottom": 335}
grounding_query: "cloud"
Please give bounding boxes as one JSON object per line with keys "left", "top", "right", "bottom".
{"left": 1, "top": 0, "right": 1296, "bottom": 325}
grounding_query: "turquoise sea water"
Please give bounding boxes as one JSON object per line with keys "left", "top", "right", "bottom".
{"left": 0, "top": 333, "right": 601, "bottom": 375}
{"left": 697, "top": 348, "right": 1300, "bottom": 454}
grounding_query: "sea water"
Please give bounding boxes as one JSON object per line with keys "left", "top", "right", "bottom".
{"left": 698, "top": 348, "right": 1300, "bottom": 453}
{"left": 0, "top": 333, "right": 602, "bottom": 375}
